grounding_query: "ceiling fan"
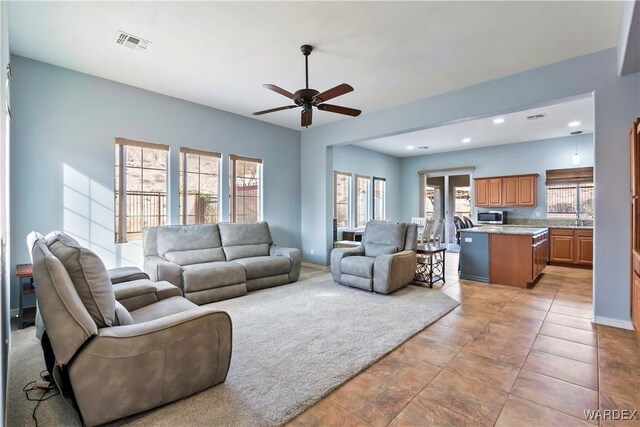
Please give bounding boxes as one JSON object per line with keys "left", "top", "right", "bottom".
{"left": 253, "top": 45, "right": 361, "bottom": 128}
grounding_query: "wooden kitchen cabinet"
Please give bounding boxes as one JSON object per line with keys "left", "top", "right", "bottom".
{"left": 488, "top": 179, "right": 502, "bottom": 206}
{"left": 489, "top": 230, "right": 547, "bottom": 288}
{"left": 550, "top": 228, "right": 592, "bottom": 267}
{"left": 503, "top": 177, "right": 518, "bottom": 206}
{"left": 633, "top": 268, "right": 640, "bottom": 336}
{"left": 518, "top": 175, "right": 536, "bottom": 206}
{"left": 630, "top": 118, "right": 640, "bottom": 339}
{"left": 576, "top": 232, "right": 594, "bottom": 265}
{"left": 474, "top": 174, "right": 538, "bottom": 207}
{"left": 476, "top": 179, "right": 488, "bottom": 206}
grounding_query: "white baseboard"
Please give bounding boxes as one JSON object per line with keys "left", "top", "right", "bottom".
{"left": 301, "top": 261, "right": 329, "bottom": 271}
{"left": 592, "top": 315, "right": 634, "bottom": 330}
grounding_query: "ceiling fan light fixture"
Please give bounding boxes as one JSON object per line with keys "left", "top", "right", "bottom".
{"left": 253, "top": 44, "right": 361, "bottom": 127}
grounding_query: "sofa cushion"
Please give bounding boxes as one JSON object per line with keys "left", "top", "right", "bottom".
{"left": 164, "top": 248, "right": 225, "bottom": 266}
{"left": 218, "top": 222, "right": 272, "bottom": 261}
{"left": 341, "top": 256, "right": 374, "bottom": 279}
{"left": 363, "top": 243, "right": 397, "bottom": 258}
{"left": 156, "top": 224, "right": 224, "bottom": 262}
{"left": 47, "top": 232, "right": 115, "bottom": 328}
{"left": 363, "top": 222, "right": 406, "bottom": 257}
{"left": 130, "top": 296, "right": 199, "bottom": 324}
{"left": 233, "top": 256, "right": 291, "bottom": 280}
{"left": 107, "top": 266, "right": 149, "bottom": 284}
{"left": 181, "top": 262, "right": 246, "bottom": 293}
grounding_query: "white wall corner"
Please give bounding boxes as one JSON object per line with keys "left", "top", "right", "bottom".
{"left": 592, "top": 314, "right": 634, "bottom": 330}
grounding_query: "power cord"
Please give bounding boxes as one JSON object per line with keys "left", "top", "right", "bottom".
{"left": 22, "top": 370, "right": 59, "bottom": 427}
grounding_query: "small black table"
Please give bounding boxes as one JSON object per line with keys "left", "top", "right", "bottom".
{"left": 414, "top": 245, "right": 447, "bottom": 288}
{"left": 16, "top": 264, "right": 36, "bottom": 329}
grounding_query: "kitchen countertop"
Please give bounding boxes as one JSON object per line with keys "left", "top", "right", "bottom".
{"left": 499, "top": 224, "right": 593, "bottom": 230}
{"left": 545, "top": 225, "right": 594, "bottom": 230}
{"left": 461, "top": 226, "right": 549, "bottom": 235}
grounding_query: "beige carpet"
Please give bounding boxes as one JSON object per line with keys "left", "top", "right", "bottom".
{"left": 7, "top": 272, "right": 458, "bottom": 426}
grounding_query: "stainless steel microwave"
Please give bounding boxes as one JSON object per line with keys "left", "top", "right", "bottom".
{"left": 477, "top": 211, "right": 507, "bottom": 224}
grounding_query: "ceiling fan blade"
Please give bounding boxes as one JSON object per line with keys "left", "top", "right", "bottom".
{"left": 317, "top": 103, "right": 361, "bottom": 117}
{"left": 301, "top": 109, "right": 312, "bottom": 127}
{"left": 313, "top": 83, "right": 354, "bottom": 103}
{"left": 263, "top": 84, "right": 297, "bottom": 100}
{"left": 253, "top": 105, "right": 299, "bottom": 116}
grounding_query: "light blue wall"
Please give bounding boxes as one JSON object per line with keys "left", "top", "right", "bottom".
{"left": 332, "top": 145, "right": 402, "bottom": 224}
{"left": 399, "top": 133, "right": 594, "bottom": 221}
{"left": 301, "top": 48, "right": 640, "bottom": 326}
{"left": 9, "top": 55, "right": 301, "bottom": 308}
{"left": 1, "top": 1, "right": 9, "bottom": 421}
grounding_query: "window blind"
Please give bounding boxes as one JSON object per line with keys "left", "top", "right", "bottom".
{"left": 180, "top": 147, "right": 221, "bottom": 158}
{"left": 545, "top": 167, "right": 593, "bottom": 185}
{"left": 115, "top": 137, "right": 169, "bottom": 151}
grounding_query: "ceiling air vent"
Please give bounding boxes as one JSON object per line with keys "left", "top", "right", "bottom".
{"left": 418, "top": 146, "right": 429, "bottom": 150}
{"left": 526, "top": 113, "right": 547, "bottom": 120}
{"left": 571, "top": 131, "right": 583, "bottom": 135}
{"left": 115, "top": 31, "right": 151, "bottom": 51}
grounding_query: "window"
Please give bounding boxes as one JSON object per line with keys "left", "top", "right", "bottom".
{"left": 115, "top": 138, "right": 168, "bottom": 243}
{"left": 546, "top": 167, "right": 594, "bottom": 220}
{"left": 180, "top": 148, "right": 221, "bottom": 225}
{"left": 372, "top": 177, "right": 386, "bottom": 220}
{"left": 230, "top": 155, "right": 262, "bottom": 222}
{"left": 355, "top": 175, "right": 370, "bottom": 227}
{"left": 334, "top": 172, "right": 352, "bottom": 228}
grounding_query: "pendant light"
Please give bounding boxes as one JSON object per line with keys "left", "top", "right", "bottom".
{"left": 571, "top": 130, "right": 582, "bottom": 165}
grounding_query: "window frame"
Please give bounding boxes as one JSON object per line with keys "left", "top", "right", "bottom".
{"left": 229, "top": 154, "right": 263, "bottom": 223}
{"left": 545, "top": 167, "right": 594, "bottom": 220}
{"left": 354, "top": 174, "right": 371, "bottom": 228}
{"left": 334, "top": 171, "right": 352, "bottom": 229}
{"left": 179, "top": 147, "right": 222, "bottom": 225}
{"left": 115, "top": 137, "right": 169, "bottom": 243}
{"left": 546, "top": 182, "right": 594, "bottom": 220}
{"left": 372, "top": 176, "right": 386, "bottom": 221}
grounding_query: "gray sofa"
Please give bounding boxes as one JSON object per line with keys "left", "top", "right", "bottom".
{"left": 28, "top": 231, "right": 232, "bottom": 426}
{"left": 331, "top": 221, "right": 418, "bottom": 294}
{"left": 143, "top": 222, "right": 302, "bottom": 305}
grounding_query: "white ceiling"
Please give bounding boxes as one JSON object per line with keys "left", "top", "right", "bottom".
{"left": 8, "top": 2, "right": 623, "bottom": 130}
{"left": 353, "top": 96, "right": 594, "bottom": 157}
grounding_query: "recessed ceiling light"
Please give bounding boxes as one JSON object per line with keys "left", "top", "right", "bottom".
{"left": 407, "top": 145, "right": 415, "bottom": 150}
{"left": 493, "top": 118, "right": 505, "bottom": 124}
{"left": 568, "top": 121, "right": 581, "bottom": 127}
{"left": 462, "top": 138, "right": 471, "bottom": 143}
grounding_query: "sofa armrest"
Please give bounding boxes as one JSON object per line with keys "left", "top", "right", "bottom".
{"left": 270, "top": 246, "right": 302, "bottom": 282}
{"left": 373, "top": 250, "right": 417, "bottom": 294}
{"left": 143, "top": 256, "right": 183, "bottom": 288}
{"left": 112, "top": 279, "right": 183, "bottom": 311}
{"left": 330, "top": 246, "right": 365, "bottom": 282}
{"left": 69, "top": 307, "right": 232, "bottom": 426}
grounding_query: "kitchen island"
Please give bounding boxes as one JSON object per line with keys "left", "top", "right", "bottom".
{"left": 459, "top": 226, "right": 549, "bottom": 288}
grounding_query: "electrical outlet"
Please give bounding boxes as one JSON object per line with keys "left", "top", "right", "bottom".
{"left": 309, "top": 248, "right": 315, "bottom": 255}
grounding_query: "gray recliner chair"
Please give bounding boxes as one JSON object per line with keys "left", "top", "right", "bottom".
{"left": 331, "top": 221, "right": 418, "bottom": 294}
{"left": 27, "top": 231, "right": 232, "bottom": 426}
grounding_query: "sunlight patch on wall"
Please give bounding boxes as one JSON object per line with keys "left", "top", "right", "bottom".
{"left": 63, "top": 164, "right": 141, "bottom": 268}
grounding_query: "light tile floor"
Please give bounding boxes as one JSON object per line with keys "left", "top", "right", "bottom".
{"left": 289, "top": 255, "right": 640, "bottom": 427}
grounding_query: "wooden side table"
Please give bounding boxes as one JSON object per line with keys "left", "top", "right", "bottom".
{"left": 414, "top": 245, "right": 446, "bottom": 288}
{"left": 16, "top": 264, "right": 36, "bottom": 329}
